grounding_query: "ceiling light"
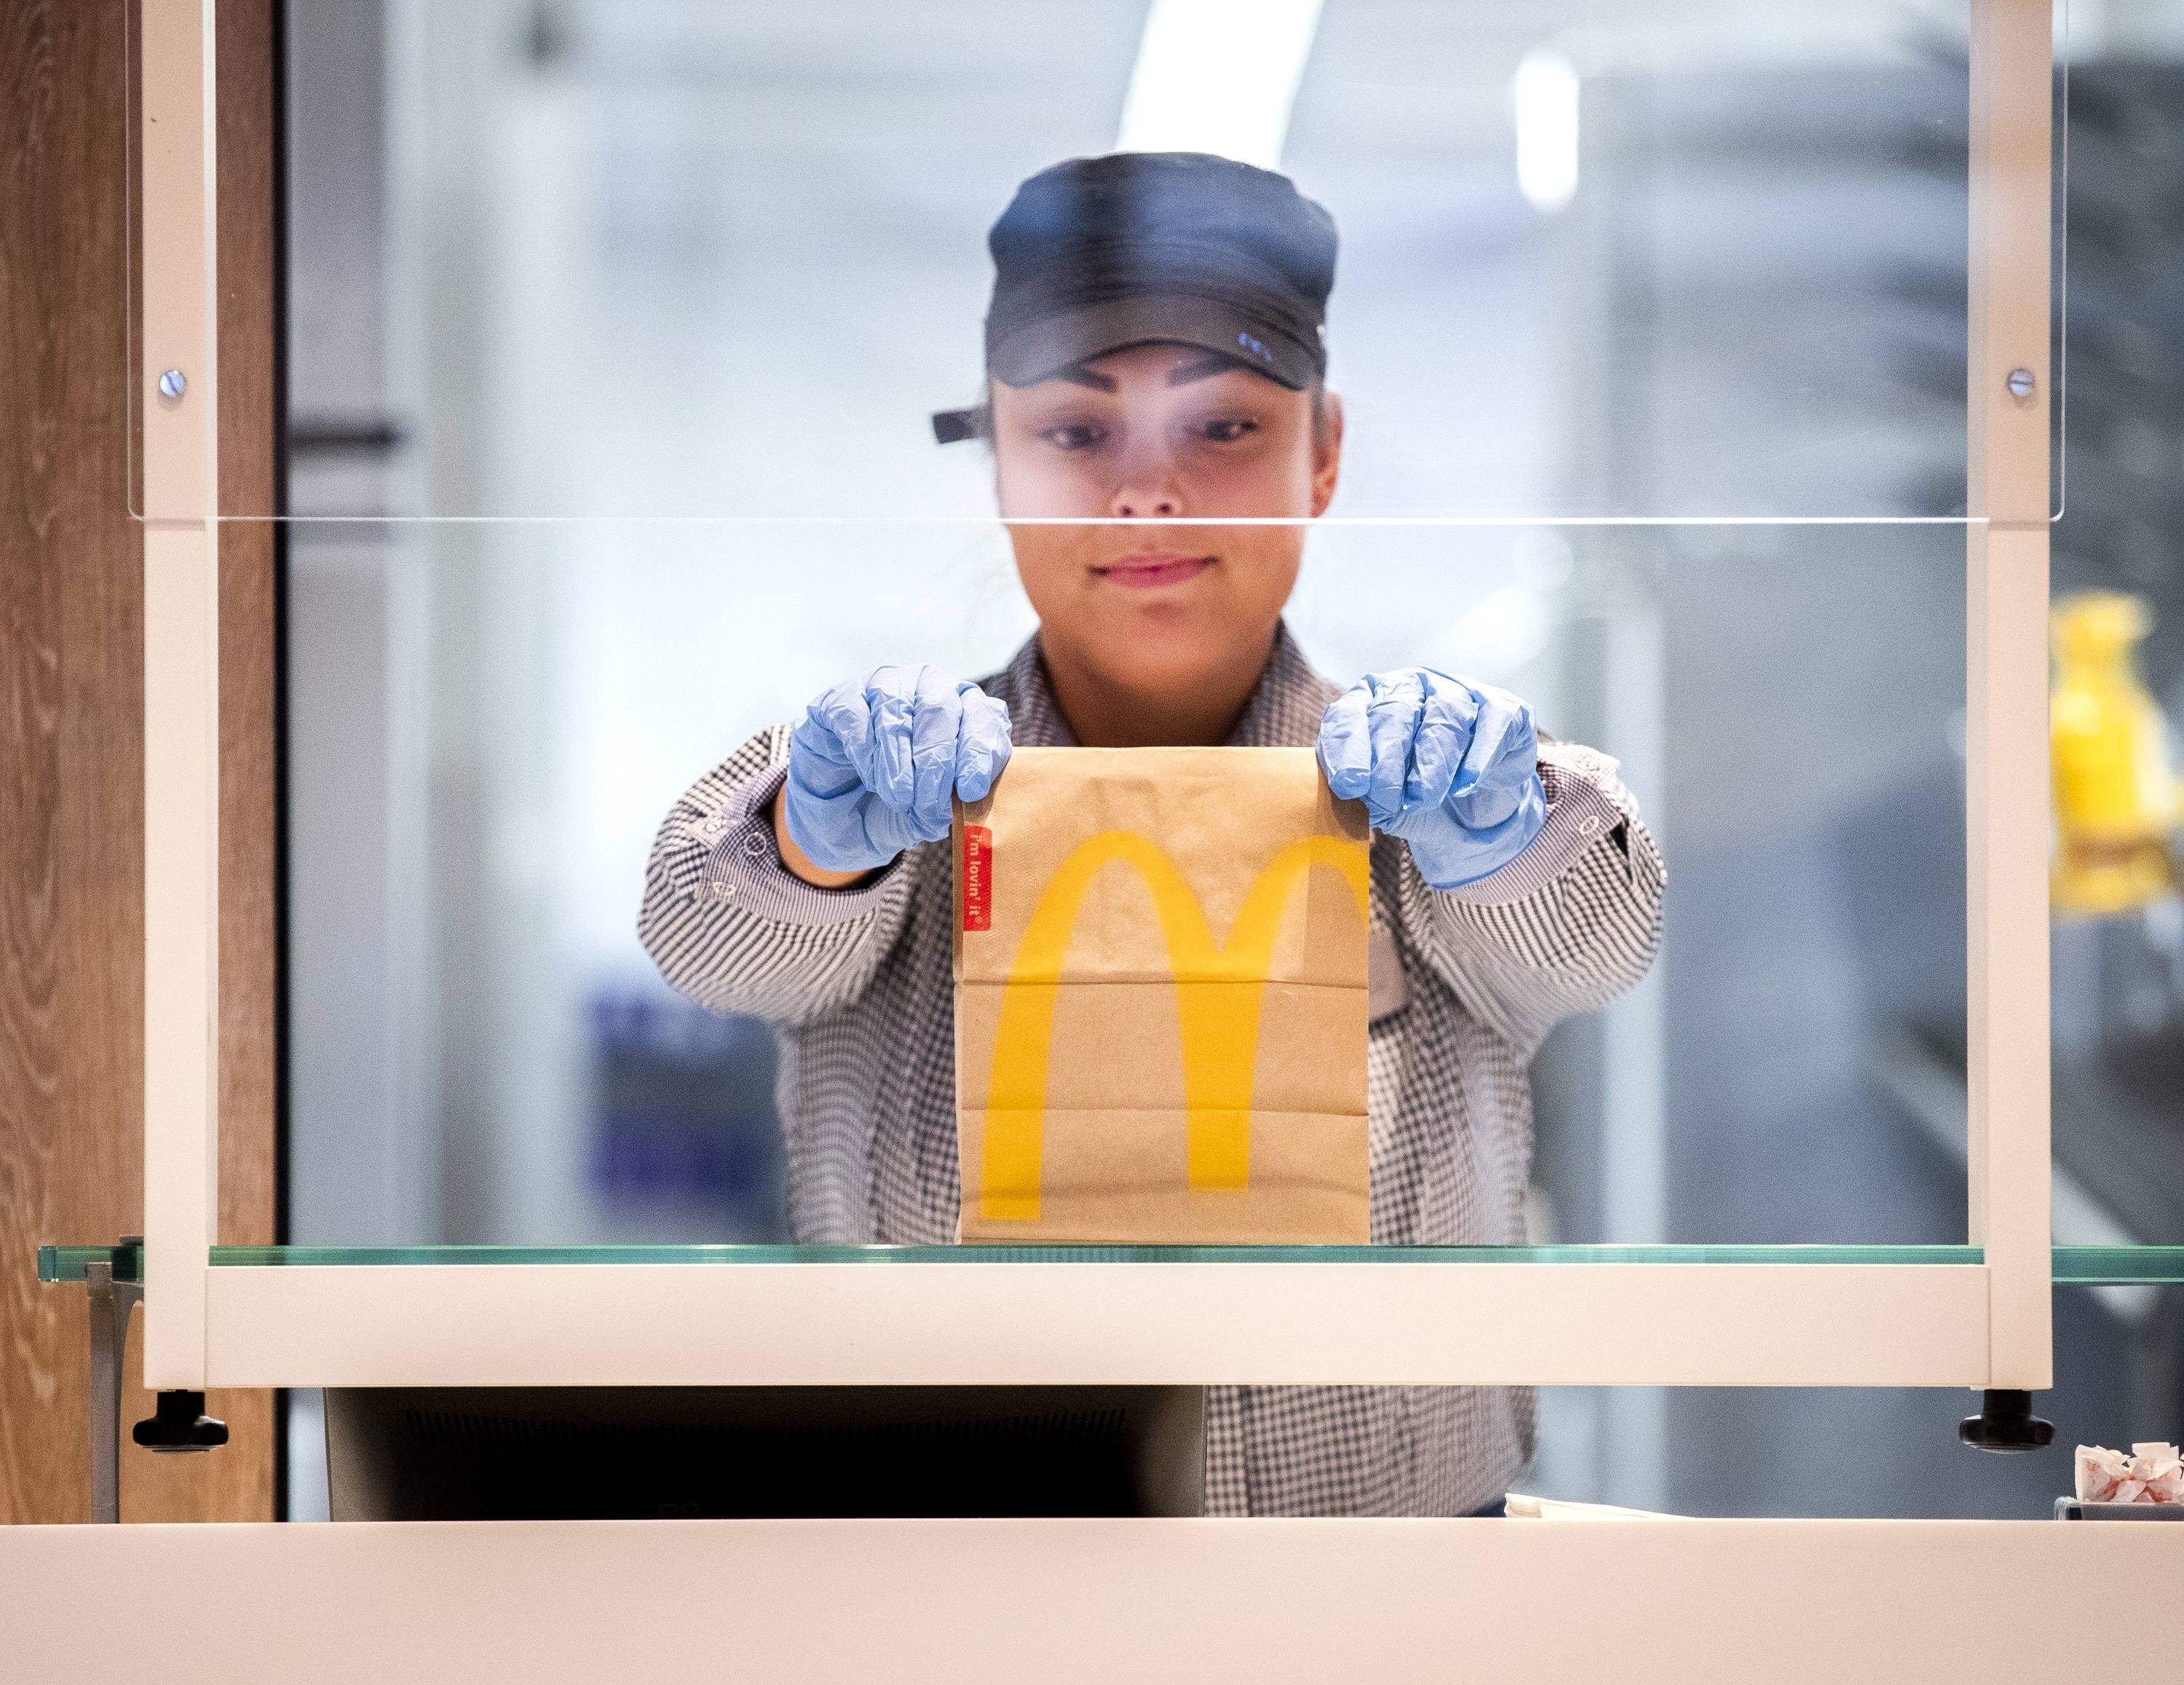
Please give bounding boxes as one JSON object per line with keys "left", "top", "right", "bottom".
{"left": 1513, "top": 47, "right": 1581, "bottom": 215}
{"left": 1115, "top": 0, "right": 1325, "bottom": 171}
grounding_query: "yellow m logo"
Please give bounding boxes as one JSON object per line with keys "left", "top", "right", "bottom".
{"left": 980, "top": 831, "right": 1370, "bottom": 1221}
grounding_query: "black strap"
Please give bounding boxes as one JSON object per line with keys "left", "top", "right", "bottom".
{"left": 930, "top": 408, "right": 982, "bottom": 445}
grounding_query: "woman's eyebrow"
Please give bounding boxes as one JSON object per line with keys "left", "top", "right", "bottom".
{"left": 1053, "top": 366, "right": 1119, "bottom": 392}
{"left": 1167, "top": 352, "right": 1248, "bottom": 387}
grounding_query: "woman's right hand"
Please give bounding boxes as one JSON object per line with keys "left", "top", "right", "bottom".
{"left": 780, "top": 665, "right": 1014, "bottom": 876}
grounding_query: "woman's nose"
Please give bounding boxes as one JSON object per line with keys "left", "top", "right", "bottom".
{"left": 1109, "top": 460, "right": 1185, "bottom": 520}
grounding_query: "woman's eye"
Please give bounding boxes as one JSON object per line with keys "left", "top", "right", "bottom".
{"left": 1202, "top": 417, "right": 1259, "bottom": 443}
{"left": 1037, "top": 423, "right": 1105, "bottom": 451}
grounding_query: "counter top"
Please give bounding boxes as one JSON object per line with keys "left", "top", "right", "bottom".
{"left": 4, "top": 1515, "right": 2177, "bottom": 1684}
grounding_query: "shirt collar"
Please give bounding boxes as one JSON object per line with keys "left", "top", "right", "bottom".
{"left": 993, "top": 620, "right": 1337, "bottom": 751}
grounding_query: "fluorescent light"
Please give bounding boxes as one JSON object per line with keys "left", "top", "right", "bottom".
{"left": 1115, "top": 0, "right": 1325, "bottom": 171}
{"left": 1513, "top": 47, "right": 1581, "bottom": 214}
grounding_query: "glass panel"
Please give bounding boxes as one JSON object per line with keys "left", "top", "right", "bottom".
{"left": 36, "top": 1243, "right": 143, "bottom": 1285}
{"left": 2043, "top": 40, "right": 2184, "bottom": 1306}
{"left": 41, "top": 1242, "right": 2184, "bottom": 1283}
{"left": 215, "top": 1242, "right": 1987, "bottom": 1266}
{"left": 258, "top": 0, "right": 1994, "bottom": 522}
{"left": 254, "top": 0, "right": 2097, "bottom": 1528}
{"left": 281, "top": 520, "right": 1971, "bottom": 1250}
{"left": 2054, "top": 1247, "right": 2184, "bottom": 1285}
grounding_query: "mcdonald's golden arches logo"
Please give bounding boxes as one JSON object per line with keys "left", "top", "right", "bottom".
{"left": 953, "top": 747, "right": 1372, "bottom": 1242}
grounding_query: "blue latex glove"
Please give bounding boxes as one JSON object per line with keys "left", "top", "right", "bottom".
{"left": 1317, "top": 667, "right": 1546, "bottom": 890}
{"left": 783, "top": 666, "right": 1013, "bottom": 874}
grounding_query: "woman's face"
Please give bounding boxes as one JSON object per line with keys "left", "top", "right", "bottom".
{"left": 990, "top": 342, "right": 1342, "bottom": 698}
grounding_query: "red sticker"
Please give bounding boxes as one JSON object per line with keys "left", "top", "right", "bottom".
{"left": 962, "top": 825, "right": 993, "bottom": 932}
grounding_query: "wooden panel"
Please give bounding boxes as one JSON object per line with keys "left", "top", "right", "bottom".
{"left": 0, "top": 0, "right": 279, "bottom": 1523}
{"left": 0, "top": 0, "right": 143, "bottom": 1530}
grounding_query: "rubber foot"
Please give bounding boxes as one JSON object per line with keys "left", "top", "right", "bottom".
{"left": 1958, "top": 1389, "right": 2056, "bottom": 1453}
{"left": 132, "top": 1389, "right": 229, "bottom": 1453}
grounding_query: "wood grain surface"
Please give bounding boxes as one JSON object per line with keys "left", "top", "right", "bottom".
{"left": 1, "top": 0, "right": 280, "bottom": 1524}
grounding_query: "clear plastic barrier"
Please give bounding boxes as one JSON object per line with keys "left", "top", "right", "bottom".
{"left": 244, "top": 0, "right": 1996, "bottom": 523}
{"left": 98, "top": 0, "right": 2184, "bottom": 1528}
{"left": 277, "top": 520, "right": 1976, "bottom": 1250}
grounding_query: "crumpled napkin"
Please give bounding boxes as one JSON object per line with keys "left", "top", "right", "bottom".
{"left": 2075, "top": 1442, "right": 2184, "bottom": 1504}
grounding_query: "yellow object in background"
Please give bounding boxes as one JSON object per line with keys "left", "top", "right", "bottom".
{"left": 2051, "top": 592, "right": 2180, "bottom": 915}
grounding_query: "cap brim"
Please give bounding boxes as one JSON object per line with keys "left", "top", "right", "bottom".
{"left": 989, "top": 294, "right": 1317, "bottom": 390}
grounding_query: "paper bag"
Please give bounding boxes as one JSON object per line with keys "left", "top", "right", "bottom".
{"left": 952, "top": 746, "right": 1371, "bottom": 1244}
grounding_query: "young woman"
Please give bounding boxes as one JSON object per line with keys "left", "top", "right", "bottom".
{"left": 639, "top": 152, "right": 1664, "bottom": 1516}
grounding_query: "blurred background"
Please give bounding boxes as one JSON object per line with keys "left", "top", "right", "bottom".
{"left": 277, "top": 0, "right": 2184, "bottom": 1518}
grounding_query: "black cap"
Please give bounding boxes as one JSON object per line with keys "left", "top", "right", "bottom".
{"left": 976, "top": 151, "right": 1337, "bottom": 395}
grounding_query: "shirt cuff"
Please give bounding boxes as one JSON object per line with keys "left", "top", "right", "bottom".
{"left": 1431, "top": 750, "right": 1628, "bottom": 908}
{"left": 691, "top": 759, "right": 904, "bottom": 926}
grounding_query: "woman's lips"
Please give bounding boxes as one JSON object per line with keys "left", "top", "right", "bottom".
{"left": 1092, "top": 553, "right": 1215, "bottom": 589}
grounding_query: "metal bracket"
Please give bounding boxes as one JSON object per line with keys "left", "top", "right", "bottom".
{"left": 82, "top": 1246, "right": 144, "bottom": 1525}
{"left": 76, "top": 1235, "right": 228, "bottom": 1521}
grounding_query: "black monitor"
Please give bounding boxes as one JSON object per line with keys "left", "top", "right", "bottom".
{"left": 325, "top": 1386, "right": 1203, "bottom": 1520}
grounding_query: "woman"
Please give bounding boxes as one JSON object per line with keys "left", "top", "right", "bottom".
{"left": 639, "top": 151, "right": 1664, "bottom": 1515}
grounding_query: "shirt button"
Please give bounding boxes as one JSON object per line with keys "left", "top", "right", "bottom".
{"left": 743, "top": 832, "right": 769, "bottom": 858}
{"left": 710, "top": 881, "right": 735, "bottom": 899}
{"left": 703, "top": 818, "right": 724, "bottom": 835}
{"left": 1578, "top": 815, "right": 1602, "bottom": 836}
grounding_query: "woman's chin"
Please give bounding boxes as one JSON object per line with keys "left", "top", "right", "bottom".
{"left": 1083, "top": 612, "right": 1266, "bottom": 687}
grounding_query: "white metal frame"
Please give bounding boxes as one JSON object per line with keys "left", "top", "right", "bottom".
{"left": 141, "top": 0, "right": 223, "bottom": 1389}
{"left": 136, "top": 0, "right": 2053, "bottom": 1392}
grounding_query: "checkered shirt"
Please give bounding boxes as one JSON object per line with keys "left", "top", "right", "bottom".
{"left": 638, "top": 625, "right": 1664, "bottom": 1515}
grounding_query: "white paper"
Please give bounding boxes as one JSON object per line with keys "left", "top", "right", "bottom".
{"left": 2075, "top": 1442, "right": 2183, "bottom": 1504}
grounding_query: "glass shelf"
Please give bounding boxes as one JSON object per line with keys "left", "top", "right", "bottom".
{"left": 41, "top": 1240, "right": 143, "bottom": 1284}
{"left": 2049, "top": 1247, "right": 2184, "bottom": 1285}
{"left": 40, "top": 1242, "right": 2184, "bottom": 1287}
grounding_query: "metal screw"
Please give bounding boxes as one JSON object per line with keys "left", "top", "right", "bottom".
{"left": 157, "top": 368, "right": 187, "bottom": 400}
{"left": 2006, "top": 367, "right": 2037, "bottom": 400}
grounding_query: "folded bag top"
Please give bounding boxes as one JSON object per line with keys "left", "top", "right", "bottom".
{"left": 953, "top": 747, "right": 1371, "bottom": 1244}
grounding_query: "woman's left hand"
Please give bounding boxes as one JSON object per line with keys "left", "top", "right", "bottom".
{"left": 1316, "top": 667, "right": 1546, "bottom": 889}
